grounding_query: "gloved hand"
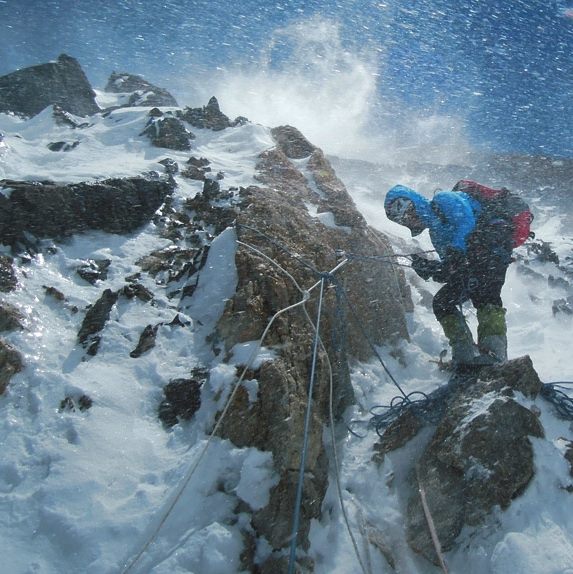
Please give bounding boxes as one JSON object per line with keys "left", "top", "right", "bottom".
{"left": 411, "top": 254, "right": 442, "bottom": 281}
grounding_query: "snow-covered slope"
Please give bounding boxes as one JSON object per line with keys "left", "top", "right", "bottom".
{"left": 0, "top": 100, "right": 572, "bottom": 574}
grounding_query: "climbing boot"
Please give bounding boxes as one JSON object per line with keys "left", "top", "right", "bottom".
{"left": 477, "top": 305, "right": 508, "bottom": 363}
{"left": 439, "top": 313, "right": 477, "bottom": 366}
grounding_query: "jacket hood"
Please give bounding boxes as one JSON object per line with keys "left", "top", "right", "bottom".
{"left": 385, "top": 185, "right": 434, "bottom": 230}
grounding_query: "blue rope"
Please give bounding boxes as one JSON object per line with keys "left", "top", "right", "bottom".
{"left": 288, "top": 277, "right": 326, "bottom": 574}
{"left": 349, "top": 372, "right": 479, "bottom": 438}
{"left": 353, "top": 380, "right": 573, "bottom": 440}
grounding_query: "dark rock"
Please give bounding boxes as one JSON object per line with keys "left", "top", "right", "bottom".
{"left": 372, "top": 408, "right": 424, "bottom": 464}
{"left": 187, "top": 157, "right": 210, "bottom": 168}
{"left": 77, "top": 289, "right": 119, "bottom": 355}
{"left": 0, "top": 176, "right": 173, "bottom": 248}
{"left": 401, "top": 358, "right": 545, "bottom": 564}
{"left": 202, "top": 179, "right": 220, "bottom": 200}
{"left": 552, "top": 296, "right": 573, "bottom": 316}
{"left": 141, "top": 112, "right": 194, "bottom": 150}
{"left": 158, "top": 158, "right": 179, "bottom": 175}
{"left": 105, "top": 72, "right": 178, "bottom": 107}
{"left": 548, "top": 274, "right": 569, "bottom": 289}
{"left": 527, "top": 239, "right": 559, "bottom": 265}
{"left": 178, "top": 97, "right": 231, "bottom": 131}
{"left": 158, "top": 375, "right": 204, "bottom": 428}
{"left": 130, "top": 324, "right": 158, "bottom": 358}
{"left": 0, "top": 255, "right": 17, "bottom": 292}
{"left": 76, "top": 259, "right": 111, "bottom": 285}
{"left": 42, "top": 285, "right": 66, "bottom": 301}
{"left": 0, "top": 54, "right": 100, "bottom": 117}
{"left": 52, "top": 105, "right": 91, "bottom": 128}
{"left": 136, "top": 245, "right": 205, "bottom": 285}
{"left": 564, "top": 441, "right": 573, "bottom": 477}
{"left": 47, "top": 140, "right": 80, "bottom": 152}
{"left": 0, "top": 339, "right": 23, "bottom": 394}
{"left": 478, "top": 355, "right": 543, "bottom": 398}
{"left": 119, "top": 282, "right": 153, "bottom": 302}
{"left": 181, "top": 156, "right": 211, "bottom": 181}
{"left": 0, "top": 302, "right": 23, "bottom": 332}
{"left": 271, "top": 125, "right": 316, "bottom": 159}
{"left": 59, "top": 393, "right": 93, "bottom": 412}
{"left": 181, "top": 165, "right": 209, "bottom": 181}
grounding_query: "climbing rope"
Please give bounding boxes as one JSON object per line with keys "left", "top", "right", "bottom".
{"left": 297, "top": 277, "right": 370, "bottom": 574}
{"left": 236, "top": 233, "right": 369, "bottom": 572}
{"left": 346, "top": 367, "right": 483, "bottom": 440}
{"left": 288, "top": 276, "right": 326, "bottom": 573}
{"left": 121, "top": 233, "right": 319, "bottom": 573}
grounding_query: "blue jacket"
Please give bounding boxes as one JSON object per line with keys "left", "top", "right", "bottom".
{"left": 385, "top": 185, "right": 481, "bottom": 262}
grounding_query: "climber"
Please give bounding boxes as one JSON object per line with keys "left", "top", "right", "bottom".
{"left": 384, "top": 184, "right": 513, "bottom": 369}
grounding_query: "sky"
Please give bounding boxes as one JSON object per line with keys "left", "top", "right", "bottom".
{"left": 1, "top": 0, "right": 573, "bottom": 159}
{"left": 1, "top": 92, "right": 573, "bottom": 573}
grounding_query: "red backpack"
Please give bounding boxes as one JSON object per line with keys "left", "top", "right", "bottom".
{"left": 452, "top": 180, "right": 534, "bottom": 248}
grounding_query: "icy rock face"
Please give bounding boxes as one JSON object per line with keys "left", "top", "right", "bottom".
{"left": 214, "top": 125, "right": 412, "bottom": 570}
{"left": 0, "top": 53, "right": 100, "bottom": 118}
{"left": 377, "top": 356, "right": 545, "bottom": 566}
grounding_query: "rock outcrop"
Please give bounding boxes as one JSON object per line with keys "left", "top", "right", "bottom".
{"left": 0, "top": 54, "right": 100, "bottom": 117}
{"left": 374, "top": 356, "right": 547, "bottom": 566}
{"left": 141, "top": 109, "right": 195, "bottom": 150}
{"left": 178, "top": 96, "right": 245, "bottom": 131}
{"left": 207, "top": 125, "right": 411, "bottom": 570}
{"left": 104, "top": 71, "right": 178, "bottom": 107}
{"left": 0, "top": 176, "right": 174, "bottom": 248}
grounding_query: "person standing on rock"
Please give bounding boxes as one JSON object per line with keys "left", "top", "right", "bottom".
{"left": 384, "top": 183, "right": 515, "bottom": 370}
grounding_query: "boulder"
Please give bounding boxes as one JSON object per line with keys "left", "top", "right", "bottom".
{"left": 130, "top": 324, "right": 159, "bottom": 358}
{"left": 141, "top": 110, "right": 195, "bottom": 150}
{"left": 375, "top": 357, "right": 546, "bottom": 566}
{"left": 0, "top": 302, "right": 24, "bottom": 332}
{"left": 158, "top": 373, "right": 206, "bottom": 428}
{"left": 77, "top": 289, "right": 119, "bottom": 356}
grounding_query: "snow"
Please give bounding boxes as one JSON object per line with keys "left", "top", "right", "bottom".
{"left": 0, "top": 98, "right": 572, "bottom": 574}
